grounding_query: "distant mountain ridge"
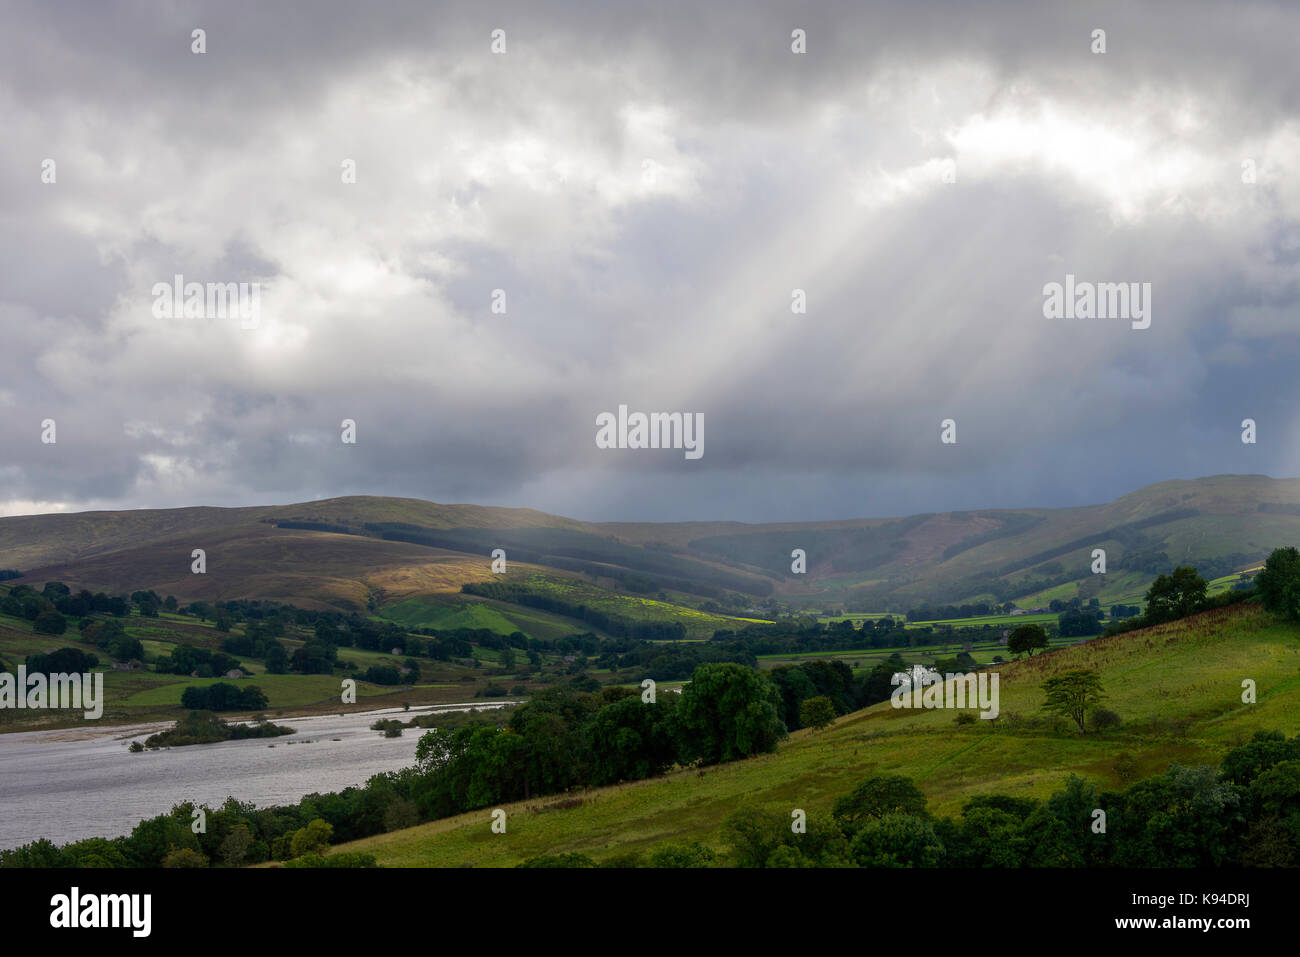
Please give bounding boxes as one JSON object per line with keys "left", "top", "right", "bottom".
{"left": 1, "top": 474, "right": 1297, "bottom": 613}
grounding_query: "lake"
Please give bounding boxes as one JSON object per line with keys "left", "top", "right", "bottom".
{"left": 0, "top": 702, "right": 510, "bottom": 850}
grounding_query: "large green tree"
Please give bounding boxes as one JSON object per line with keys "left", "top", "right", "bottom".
{"left": 1254, "top": 546, "right": 1300, "bottom": 620}
{"left": 1007, "top": 623, "right": 1048, "bottom": 658}
{"left": 676, "top": 662, "right": 786, "bottom": 765}
{"left": 584, "top": 694, "right": 679, "bottom": 785}
{"left": 1144, "top": 565, "right": 1208, "bottom": 624}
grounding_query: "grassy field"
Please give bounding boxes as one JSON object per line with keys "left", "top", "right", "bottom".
{"left": 380, "top": 597, "right": 524, "bottom": 633}
{"left": 0, "top": 598, "right": 537, "bottom": 731}
{"left": 334, "top": 602, "right": 1300, "bottom": 866}
{"left": 906, "top": 612, "right": 1058, "bottom": 629}
{"left": 754, "top": 634, "right": 1080, "bottom": 671}
{"left": 378, "top": 594, "right": 587, "bottom": 641}
{"left": 481, "top": 574, "right": 770, "bottom": 639}
{"left": 116, "top": 673, "right": 394, "bottom": 709}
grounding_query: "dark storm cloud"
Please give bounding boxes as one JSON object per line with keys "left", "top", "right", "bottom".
{"left": 2, "top": 0, "right": 1299, "bottom": 521}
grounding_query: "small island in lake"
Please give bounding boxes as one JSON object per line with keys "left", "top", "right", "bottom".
{"left": 133, "top": 711, "right": 296, "bottom": 750}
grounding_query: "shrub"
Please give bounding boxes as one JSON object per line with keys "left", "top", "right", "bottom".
{"left": 371, "top": 719, "right": 404, "bottom": 737}
{"left": 219, "top": 826, "right": 253, "bottom": 867}
{"left": 648, "top": 842, "right": 716, "bottom": 868}
{"left": 382, "top": 799, "right": 420, "bottom": 832}
{"left": 518, "top": 853, "right": 597, "bottom": 868}
{"left": 832, "top": 775, "right": 929, "bottom": 838}
{"left": 363, "top": 665, "right": 402, "bottom": 685}
{"left": 288, "top": 819, "right": 333, "bottom": 858}
{"left": 1113, "top": 752, "right": 1139, "bottom": 784}
{"left": 798, "top": 695, "right": 836, "bottom": 731}
{"left": 283, "top": 852, "right": 378, "bottom": 868}
{"left": 1090, "top": 708, "right": 1122, "bottom": 732}
{"left": 161, "top": 847, "right": 209, "bottom": 868}
{"left": 33, "top": 611, "right": 67, "bottom": 635}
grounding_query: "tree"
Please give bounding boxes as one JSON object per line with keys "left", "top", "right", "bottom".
{"left": 648, "top": 842, "right": 716, "bottom": 868}
{"left": 1019, "top": 775, "right": 1103, "bottom": 867}
{"left": 721, "top": 806, "right": 851, "bottom": 868}
{"left": 26, "top": 647, "right": 97, "bottom": 674}
{"left": 1220, "top": 730, "right": 1300, "bottom": 786}
{"left": 64, "top": 836, "right": 131, "bottom": 869}
{"left": 676, "top": 663, "right": 786, "bottom": 765}
{"left": 947, "top": 806, "right": 1026, "bottom": 867}
{"left": 218, "top": 825, "right": 253, "bottom": 867}
{"left": 798, "top": 695, "right": 836, "bottom": 731}
{"left": 1251, "top": 759, "right": 1300, "bottom": 819}
{"left": 1007, "top": 623, "right": 1047, "bottom": 658}
{"left": 1057, "top": 608, "right": 1102, "bottom": 638}
{"left": 832, "top": 775, "right": 928, "bottom": 838}
{"left": 1108, "top": 764, "right": 1241, "bottom": 867}
{"left": 161, "top": 846, "right": 208, "bottom": 868}
{"left": 849, "top": 813, "right": 945, "bottom": 868}
{"left": 584, "top": 695, "right": 679, "bottom": 785}
{"left": 382, "top": 800, "right": 420, "bottom": 832}
{"left": 763, "top": 665, "right": 816, "bottom": 727}
{"left": 1254, "top": 546, "right": 1300, "bottom": 620}
{"left": 1041, "top": 669, "right": 1105, "bottom": 733}
{"left": 33, "top": 610, "right": 67, "bottom": 635}
{"left": 127, "top": 815, "right": 199, "bottom": 867}
{"left": 264, "top": 643, "right": 289, "bottom": 674}
{"left": 1144, "top": 566, "right": 1208, "bottom": 624}
{"left": 289, "top": 819, "right": 334, "bottom": 858}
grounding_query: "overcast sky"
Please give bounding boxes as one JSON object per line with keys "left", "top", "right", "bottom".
{"left": 2, "top": 0, "right": 1299, "bottom": 523}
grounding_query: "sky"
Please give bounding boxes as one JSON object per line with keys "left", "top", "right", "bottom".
{"left": 2, "top": 0, "right": 1299, "bottom": 523}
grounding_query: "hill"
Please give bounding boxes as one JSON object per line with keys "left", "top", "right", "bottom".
{"left": 2, "top": 475, "right": 1298, "bottom": 629}
{"left": 332, "top": 601, "right": 1300, "bottom": 866}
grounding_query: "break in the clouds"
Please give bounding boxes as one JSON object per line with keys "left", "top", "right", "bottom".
{"left": 2, "top": 0, "right": 1300, "bottom": 522}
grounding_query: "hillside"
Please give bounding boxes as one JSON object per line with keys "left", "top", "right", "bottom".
{"left": 333, "top": 602, "right": 1300, "bottom": 866}
{"left": 2, "top": 475, "right": 1298, "bottom": 627}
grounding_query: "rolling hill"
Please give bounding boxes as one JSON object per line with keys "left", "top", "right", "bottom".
{"left": 1, "top": 475, "right": 1298, "bottom": 627}
{"left": 331, "top": 601, "right": 1300, "bottom": 866}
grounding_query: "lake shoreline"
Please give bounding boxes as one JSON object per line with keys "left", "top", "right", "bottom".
{"left": 0, "top": 700, "right": 515, "bottom": 850}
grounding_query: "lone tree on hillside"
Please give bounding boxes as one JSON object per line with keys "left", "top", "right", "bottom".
{"left": 1007, "top": 623, "right": 1048, "bottom": 658}
{"left": 1144, "top": 566, "right": 1208, "bottom": 624}
{"left": 799, "top": 695, "right": 836, "bottom": 731}
{"left": 1041, "top": 669, "right": 1106, "bottom": 734}
{"left": 1254, "top": 546, "right": 1300, "bottom": 620}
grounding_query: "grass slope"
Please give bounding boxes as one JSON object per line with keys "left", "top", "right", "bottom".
{"left": 335, "top": 603, "right": 1300, "bottom": 866}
